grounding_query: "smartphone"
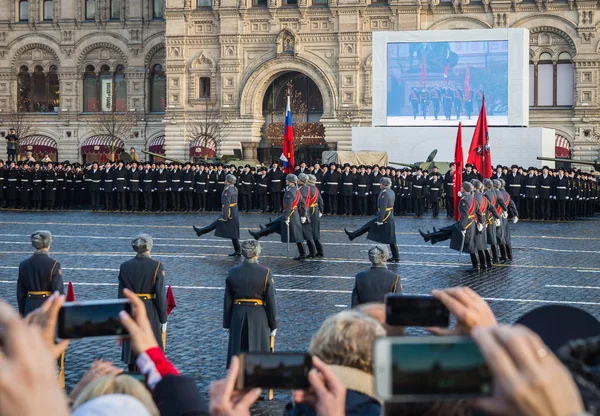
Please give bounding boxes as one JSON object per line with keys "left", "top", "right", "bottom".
{"left": 58, "top": 299, "right": 132, "bottom": 339}
{"left": 385, "top": 294, "right": 450, "bottom": 327}
{"left": 236, "top": 352, "right": 312, "bottom": 390}
{"left": 374, "top": 336, "right": 493, "bottom": 402}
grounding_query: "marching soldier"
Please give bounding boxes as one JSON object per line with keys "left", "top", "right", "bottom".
{"left": 454, "top": 87, "right": 464, "bottom": 119}
{"left": 141, "top": 162, "right": 155, "bottom": 212}
{"left": 344, "top": 177, "right": 400, "bottom": 263}
{"left": 431, "top": 85, "right": 441, "bottom": 120}
{"left": 223, "top": 240, "right": 277, "bottom": 367}
{"left": 497, "top": 179, "right": 519, "bottom": 261}
{"left": 193, "top": 174, "right": 241, "bottom": 256}
{"left": 409, "top": 87, "right": 420, "bottom": 120}
{"left": 128, "top": 161, "right": 141, "bottom": 211}
{"left": 483, "top": 179, "right": 502, "bottom": 264}
{"left": 17, "top": 231, "right": 63, "bottom": 316}
{"left": 420, "top": 88, "right": 430, "bottom": 120}
{"left": 297, "top": 173, "right": 317, "bottom": 257}
{"left": 464, "top": 90, "right": 473, "bottom": 120}
{"left": 155, "top": 162, "right": 169, "bottom": 212}
{"left": 442, "top": 86, "right": 454, "bottom": 120}
{"left": 340, "top": 164, "right": 355, "bottom": 215}
{"left": 118, "top": 234, "right": 168, "bottom": 371}
{"left": 114, "top": 160, "right": 128, "bottom": 211}
{"left": 307, "top": 174, "right": 324, "bottom": 257}
{"left": 472, "top": 180, "right": 500, "bottom": 270}
{"left": 182, "top": 162, "right": 195, "bottom": 212}
{"left": 351, "top": 245, "right": 401, "bottom": 307}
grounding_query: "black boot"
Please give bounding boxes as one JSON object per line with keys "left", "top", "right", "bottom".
{"left": 229, "top": 239, "right": 241, "bottom": 257}
{"left": 468, "top": 253, "right": 480, "bottom": 272}
{"left": 344, "top": 221, "right": 371, "bottom": 242}
{"left": 499, "top": 245, "right": 508, "bottom": 263}
{"left": 478, "top": 251, "right": 487, "bottom": 270}
{"left": 314, "top": 240, "right": 324, "bottom": 258}
{"left": 484, "top": 249, "right": 493, "bottom": 268}
{"left": 344, "top": 228, "right": 356, "bottom": 241}
{"left": 491, "top": 245, "right": 499, "bottom": 264}
{"left": 388, "top": 244, "right": 400, "bottom": 262}
{"left": 306, "top": 240, "right": 317, "bottom": 258}
{"left": 294, "top": 243, "right": 306, "bottom": 260}
{"left": 193, "top": 225, "right": 208, "bottom": 237}
{"left": 249, "top": 221, "right": 278, "bottom": 240}
{"left": 506, "top": 245, "right": 513, "bottom": 261}
{"left": 419, "top": 229, "right": 431, "bottom": 242}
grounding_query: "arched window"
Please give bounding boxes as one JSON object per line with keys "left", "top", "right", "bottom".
{"left": 152, "top": 0, "right": 164, "bottom": 18}
{"left": 197, "top": 0, "right": 211, "bottom": 6}
{"left": 84, "top": 64, "right": 128, "bottom": 112}
{"left": 18, "top": 66, "right": 31, "bottom": 111}
{"left": 85, "top": 0, "right": 96, "bottom": 20}
{"left": 19, "top": 0, "right": 29, "bottom": 21}
{"left": 32, "top": 66, "right": 47, "bottom": 112}
{"left": 530, "top": 52, "right": 573, "bottom": 107}
{"left": 48, "top": 65, "right": 59, "bottom": 111}
{"left": 43, "top": 0, "right": 53, "bottom": 20}
{"left": 110, "top": 0, "right": 120, "bottom": 20}
{"left": 150, "top": 64, "right": 166, "bottom": 112}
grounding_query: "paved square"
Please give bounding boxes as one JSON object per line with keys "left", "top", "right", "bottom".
{"left": 0, "top": 210, "right": 598, "bottom": 412}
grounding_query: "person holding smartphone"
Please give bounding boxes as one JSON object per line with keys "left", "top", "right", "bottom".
{"left": 118, "top": 234, "right": 168, "bottom": 372}
{"left": 223, "top": 240, "right": 277, "bottom": 368}
{"left": 17, "top": 231, "right": 64, "bottom": 317}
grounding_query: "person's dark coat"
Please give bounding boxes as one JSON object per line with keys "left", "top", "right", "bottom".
{"left": 367, "top": 188, "right": 396, "bottom": 244}
{"left": 449, "top": 194, "right": 483, "bottom": 253}
{"left": 128, "top": 168, "right": 142, "bottom": 192}
{"left": 114, "top": 167, "right": 128, "bottom": 192}
{"left": 308, "top": 184, "right": 323, "bottom": 240}
{"left": 102, "top": 168, "right": 114, "bottom": 193}
{"left": 298, "top": 184, "right": 314, "bottom": 241}
{"left": 216, "top": 184, "right": 239, "bottom": 239}
{"left": 152, "top": 375, "right": 209, "bottom": 416}
{"left": 87, "top": 169, "right": 102, "bottom": 192}
{"left": 281, "top": 186, "right": 304, "bottom": 243}
{"left": 32, "top": 169, "right": 44, "bottom": 201}
{"left": 223, "top": 261, "right": 277, "bottom": 367}
{"left": 351, "top": 267, "right": 401, "bottom": 307}
{"left": 17, "top": 252, "right": 63, "bottom": 316}
{"left": 500, "top": 189, "right": 518, "bottom": 246}
{"left": 484, "top": 189, "right": 500, "bottom": 245}
{"left": 473, "top": 192, "right": 490, "bottom": 251}
{"left": 118, "top": 254, "right": 168, "bottom": 365}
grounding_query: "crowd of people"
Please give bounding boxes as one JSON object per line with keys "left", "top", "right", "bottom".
{"left": 6, "top": 229, "right": 600, "bottom": 416}
{"left": 0, "top": 157, "right": 597, "bottom": 221}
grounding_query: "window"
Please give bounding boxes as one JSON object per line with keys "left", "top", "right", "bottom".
{"left": 48, "top": 65, "right": 59, "bottom": 111}
{"left": 312, "top": 0, "right": 327, "bottom": 4}
{"left": 152, "top": 0, "right": 164, "bottom": 18}
{"left": 110, "top": 0, "right": 120, "bottom": 20}
{"left": 200, "top": 77, "right": 211, "bottom": 98}
{"left": 371, "top": 0, "right": 387, "bottom": 3}
{"left": 19, "top": 0, "right": 29, "bottom": 21}
{"left": 85, "top": 0, "right": 96, "bottom": 20}
{"left": 43, "top": 0, "right": 53, "bottom": 20}
{"left": 18, "top": 66, "right": 31, "bottom": 111}
{"left": 530, "top": 52, "right": 573, "bottom": 107}
{"left": 16, "top": 65, "right": 60, "bottom": 112}
{"left": 197, "top": 0, "right": 211, "bottom": 6}
{"left": 284, "top": 0, "right": 297, "bottom": 4}
{"left": 150, "top": 64, "right": 166, "bottom": 112}
{"left": 253, "top": 0, "right": 266, "bottom": 5}
{"left": 83, "top": 64, "right": 128, "bottom": 112}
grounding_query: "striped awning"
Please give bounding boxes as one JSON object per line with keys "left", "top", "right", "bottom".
{"left": 19, "top": 135, "right": 57, "bottom": 154}
{"left": 190, "top": 136, "right": 216, "bottom": 158}
{"left": 555, "top": 134, "right": 571, "bottom": 159}
{"left": 81, "top": 135, "right": 125, "bottom": 155}
{"left": 148, "top": 135, "right": 165, "bottom": 155}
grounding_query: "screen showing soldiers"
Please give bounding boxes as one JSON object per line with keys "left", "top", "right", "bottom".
{"left": 386, "top": 41, "right": 509, "bottom": 126}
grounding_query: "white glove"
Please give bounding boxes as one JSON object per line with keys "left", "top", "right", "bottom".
{"left": 566, "top": 196, "right": 570, "bottom": 200}
{"left": 535, "top": 195, "right": 539, "bottom": 199}
{"left": 318, "top": 212, "right": 323, "bottom": 218}
{"left": 270, "top": 329, "right": 277, "bottom": 337}
{"left": 218, "top": 217, "right": 226, "bottom": 221}
{"left": 161, "top": 323, "right": 168, "bottom": 332}
{"left": 285, "top": 220, "right": 290, "bottom": 226}
{"left": 301, "top": 217, "right": 307, "bottom": 224}
{"left": 461, "top": 230, "right": 466, "bottom": 237}
{"left": 354, "top": 192, "right": 358, "bottom": 195}
{"left": 376, "top": 221, "right": 383, "bottom": 226}
{"left": 494, "top": 219, "right": 501, "bottom": 227}
{"left": 502, "top": 211, "right": 508, "bottom": 219}
{"left": 477, "top": 223, "right": 483, "bottom": 232}
{"left": 513, "top": 217, "right": 519, "bottom": 224}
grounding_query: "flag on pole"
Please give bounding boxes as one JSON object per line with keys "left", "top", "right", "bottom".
{"left": 420, "top": 53, "right": 427, "bottom": 86}
{"left": 280, "top": 96, "right": 295, "bottom": 174}
{"left": 443, "top": 51, "right": 450, "bottom": 85}
{"left": 167, "top": 285, "right": 176, "bottom": 315}
{"left": 453, "top": 123, "right": 464, "bottom": 222}
{"left": 467, "top": 97, "right": 493, "bottom": 179}
{"left": 464, "top": 67, "right": 471, "bottom": 102}
{"left": 66, "top": 282, "right": 76, "bottom": 302}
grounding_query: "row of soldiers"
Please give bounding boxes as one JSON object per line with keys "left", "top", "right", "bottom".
{"left": 0, "top": 158, "right": 596, "bottom": 220}
{"left": 409, "top": 85, "right": 485, "bottom": 121}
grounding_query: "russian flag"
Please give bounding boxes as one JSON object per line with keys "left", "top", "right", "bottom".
{"left": 280, "top": 96, "right": 295, "bottom": 173}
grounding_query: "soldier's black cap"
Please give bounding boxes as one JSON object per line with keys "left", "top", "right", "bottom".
{"left": 343, "top": 163, "right": 350, "bottom": 167}
{"left": 542, "top": 165, "right": 550, "bottom": 170}
{"left": 515, "top": 305, "right": 600, "bottom": 352}
{"left": 260, "top": 167, "right": 267, "bottom": 171}
{"left": 300, "top": 161, "right": 307, "bottom": 165}
{"left": 432, "top": 166, "right": 438, "bottom": 169}
{"left": 558, "top": 166, "right": 565, "bottom": 171}
{"left": 329, "top": 162, "right": 336, "bottom": 167}
{"left": 465, "top": 163, "right": 472, "bottom": 168}
{"left": 496, "top": 164, "right": 503, "bottom": 169}
{"left": 511, "top": 164, "right": 518, "bottom": 169}
{"left": 271, "top": 160, "right": 279, "bottom": 165}
{"left": 245, "top": 164, "right": 251, "bottom": 168}
{"left": 449, "top": 162, "right": 455, "bottom": 167}
{"left": 423, "top": 169, "right": 429, "bottom": 174}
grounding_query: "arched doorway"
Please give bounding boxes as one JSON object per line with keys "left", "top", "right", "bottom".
{"left": 258, "top": 71, "right": 326, "bottom": 164}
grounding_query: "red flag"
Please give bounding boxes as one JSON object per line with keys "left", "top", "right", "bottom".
{"left": 467, "top": 97, "right": 493, "bottom": 179}
{"left": 66, "top": 282, "right": 76, "bottom": 302}
{"left": 464, "top": 67, "right": 471, "bottom": 102}
{"left": 167, "top": 285, "right": 176, "bottom": 315}
{"left": 420, "top": 53, "right": 427, "bottom": 86}
{"left": 453, "top": 123, "right": 464, "bottom": 221}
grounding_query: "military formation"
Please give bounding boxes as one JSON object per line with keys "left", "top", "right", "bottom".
{"left": 0, "top": 158, "right": 596, "bottom": 220}
{"left": 409, "top": 85, "right": 484, "bottom": 121}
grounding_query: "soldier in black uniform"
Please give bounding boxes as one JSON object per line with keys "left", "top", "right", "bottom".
{"left": 505, "top": 165, "right": 523, "bottom": 215}
{"left": 19, "top": 163, "right": 32, "bottom": 210}
{"left": 256, "top": 167, "right": 269, "bottom": 213}
{"left": 102, "top": 161, "right": 114, "bottom": 211}
{"left": 267, "top": 161, "right": 284, "bottom": 213}
{"left": 444, "top": 163, "right": 455, "bottom": 218}
{"left": 31, "top": 163, "right": 44, "bottom": 210}
{"left": 554, "top": 167, "right": 568, "bottom": 220}
{"left": 128, "top": 162, "right": 141, "bottom": 211}
{"left": 17, "top": 231, "right": 63, "bottom": 316}
{"left": 88, "top": 162, "right": 102, "bottom": 211}
{"left": 355, "top": 165, "right": 369, "bottom": 216}
{"left": 344, "top": 177, "right": 400, "bottom": 263}
{"left": 114, "top": 160, "right": 128, "bottom": 211}
{"left": 351, "top": 245, "right": 401, "bottom": 307}
{"left": 538, "top": 166, "right": 553, "bottom": 220}
{"left": 181, "top": 162, "right": 195, "bottom": 212}
{"left": 193, "top": 174, "right": 241, "bottom": 256}
{"left": 118, "top": 234, "right": 168, "bottom": 371}
{"left": 64, "top": 164, "right": 75, "bottom": 209}
{"left": 44, "top": 163, "right": 56, "bottom": 210}
{"left": 141, "top": 162, "right": 154, "bottom": 212}
{"left": 324, "top": 162, "right": 340, "bottom": 215}
{"left": 462, "top": 163, "right": 477, "bottom": 183}
{"left": 155, "top": 162, "right": 169, "bottom": 212}
{"left": 207, "top": 165, "right": 217, "bottom": 211}
{"left": 411, "top": 169, "right": 426, "bottom": 217}
{"left": 170, "top": 163, "right": 183, "bottom": 212}
{"left": 6, "top": 161, "right": 19, "bottom": 208}
{"left": 340, "top": 164, "right": 355, "bottom": 215}
{"left": 239, "top": 165, "right": 254, "bottom": 212}
{"left": 0, "top": 160, "right": 5, "bottom": 208}
{"left": 409, "top": 87, "right": 420, "bottom": 120}
{"left": 524, "top": 167, "right": 539, "bottom": 219}
{"left": 429, "top": 173, "right": 442, "bottom": 217}
{"left": 223, "top": 240, "right": 277, "bottom": 367}
{"left": 194, "top": 164, "right": 208, "bottom": 212}
{"left": 55, "top": 163, "right": 66, "bottom": 209}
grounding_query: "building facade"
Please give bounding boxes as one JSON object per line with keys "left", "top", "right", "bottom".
{"left": 0, "top": 0, "right": 599, "bottom": 164}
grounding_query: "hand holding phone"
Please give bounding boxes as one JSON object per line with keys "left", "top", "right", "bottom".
{"left": 58, "top": 299, "right": 132, "bottom": 339}
{"left": 236, "top": 353, "right": 312, "bottom": 390}
{"left": 385, "top": 294, "right": 449, "bottom": 327}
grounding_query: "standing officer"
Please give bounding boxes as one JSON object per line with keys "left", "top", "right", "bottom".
{"left": 19, "top": 162, "right": 32, "bottom": 210}
{"left": 369, "top": 166, "right": 383, "bottom": 215}
{"left": 88, "top": 162, "right": 102, "bottom": 211}
{"left": 411, "top": 168, "right": 426, "bottom": 217}
{"left": 114, "top": 160, "right": 128, "bottom": 211}
{"left": 102, "top": 161, "right": 114, "bottom": 211}
{"left": 344, "top": 177, "right": 400, "bottom": 263}
{"left": 223, "top": 240, "right": 277, "bottom": 367}
{"left": 355, "top": 165, "right": 369, "bottom": 216}
{"left": 341, "top": 164, "right": 355, "bottom": 215}
{"left": 128, "top": 161, "right": 141, "bottom": 211}
{"left": 118, "top": 234, "right": 168, "bottom": 371}
{"left": 256, "top": 167, "right": 269, "bottom": 213}
{"left": 239, "top": 164, "right": 254, "bottom": 212}
{"left": 141, "top": 162, "right": 155, "bottom": 212}
{"left": 155, "top": 162, "right": 169, "bottom": 212}
{"left": 193, "top": 174, "right": 241, "bottom": 256}
{"left": 538, "top": 166, "right": 553, "bottom": 220}
{"left": 505, "top": 165, "right": 523, "bottom": 215}
{"left": 5, "top": 128, "right": 18, "bottom": 163}
{"left": 444, "top": 163, "right": 455, "bottom": 218}
{"left": 17, "top": 231, "right": 63, "bottom": 316}
{"left": 267, "top": 161, "right": 284, "bottom": 213}
{"left": 351, "top": 245, "right": 401, "bottom": 307}
{"left": 44, "top": 162, "right": 56, "bottom": 210}
{"left": 429, "top": 173, "right": 442, "bottom": 218}
{"left": 31, "top": 163, "right": 44, "bottom": 210}
{"left": 194, "top": 163, "right": 208, "bottom": 212}
{"left": 182, "top": 162, "right": 195, "bottom": 212}
{"left": 55, "top": 163, "right": 65, "bottom": 210}
{"left": 170, "top": 163, "right": 183, "bottom": 212}
{"left": 554, "top": 167, "right": 568, "bottom": 220}
{"left": 325, "top": 162, "right": 340, "bottom": 215}
{"left": 524, "top": 167, "right": 539, "bottom": 219}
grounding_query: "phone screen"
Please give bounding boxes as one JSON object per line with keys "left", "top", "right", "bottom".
{"left": 58, "top": 299, "right": 132, "bottom": 339}
{"left": 383, "top": 337, "right": 492, "bottom": 400}
{"left": 240, "top": 353, "right": 312, "bottom": 390}
{"left": 385, "top": 295, "right": 450, "bottom": 327}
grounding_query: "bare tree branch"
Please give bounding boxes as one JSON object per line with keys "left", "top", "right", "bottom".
{"left": 88, "top": 112, "right": 137, "bottom": 161}
{"left": 3, "top": 111, "right": 35, "bottom": 140}
{"left": 187, "top": 101, "right": 231, "bottom": 157}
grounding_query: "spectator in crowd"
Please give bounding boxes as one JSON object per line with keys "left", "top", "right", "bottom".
{"left": 5, "top": 128, "right": 18, "bottom": 163}
{"left": 17, "top": 230, "right": 63, "bottom": 316}
{"left": 118, "top": 234, "right": 168, "bottom": 371}
{"left": 24, "top": 151, "right": 36, "bottom": 162}
{"left": 351, "top": 245, "right": 401, "bottom": 307}
{"left": 130, "top": 147, "right": 139, "bottom": 162}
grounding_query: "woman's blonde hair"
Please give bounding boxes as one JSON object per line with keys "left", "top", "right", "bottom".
{"left": 72, "top": 375, "right": 159, "bottom": 416}
{"left": 309, "top": 310, "right": 385, "bottom": 374}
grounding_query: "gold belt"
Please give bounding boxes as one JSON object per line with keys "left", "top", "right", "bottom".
{"left": 234, "top": 298, "right": 264, "bottom": 305}
{"left": 28, "top": 291, "right": 51, "bottom": 296}
{"left": 137, "top": 293, "right": 156, "bottom": 299}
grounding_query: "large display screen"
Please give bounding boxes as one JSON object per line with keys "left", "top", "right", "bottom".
{"left": 372, "top": 29, "right": 529, "bottom": 127}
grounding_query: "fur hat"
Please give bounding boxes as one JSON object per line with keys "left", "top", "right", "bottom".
{"left": 461, "top": 182, "right": 474, "bottom": 193}
{"left": 286, "top": 174, "right": 298, "bottom": 183}
{"left": 380, "top": 177, "right": 392, "bottom": 188}
{"left": 298, "top": 173, "right": 309, "bottom": 183}
{"left": 241, "top": 240, "right": 261, "bottom": 259}
{"left": 368, "top": 245, "right": 388, "bottom": 267}
{"left": 307, "top": 174, "right": 317, "bottom": 184}
{"left": 492, "top": 179, "right": 501, "bottom": 189}
{"left": 31, "top": 230, "right": 52, "bottom": 250}
{"left": 225, "top": 174, "right": 236, "bottom": 184}
{"left": 131, "top": 234, "right": 153, "bottom": 253}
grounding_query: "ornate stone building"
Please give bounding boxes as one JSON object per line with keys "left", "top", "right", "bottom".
{"left": 1, "top": 0, "right": 599, "bottom": 164}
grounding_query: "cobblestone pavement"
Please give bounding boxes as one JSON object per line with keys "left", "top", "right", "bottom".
{"left": 0, "top": 209, "right": 598, "bottom": 414}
